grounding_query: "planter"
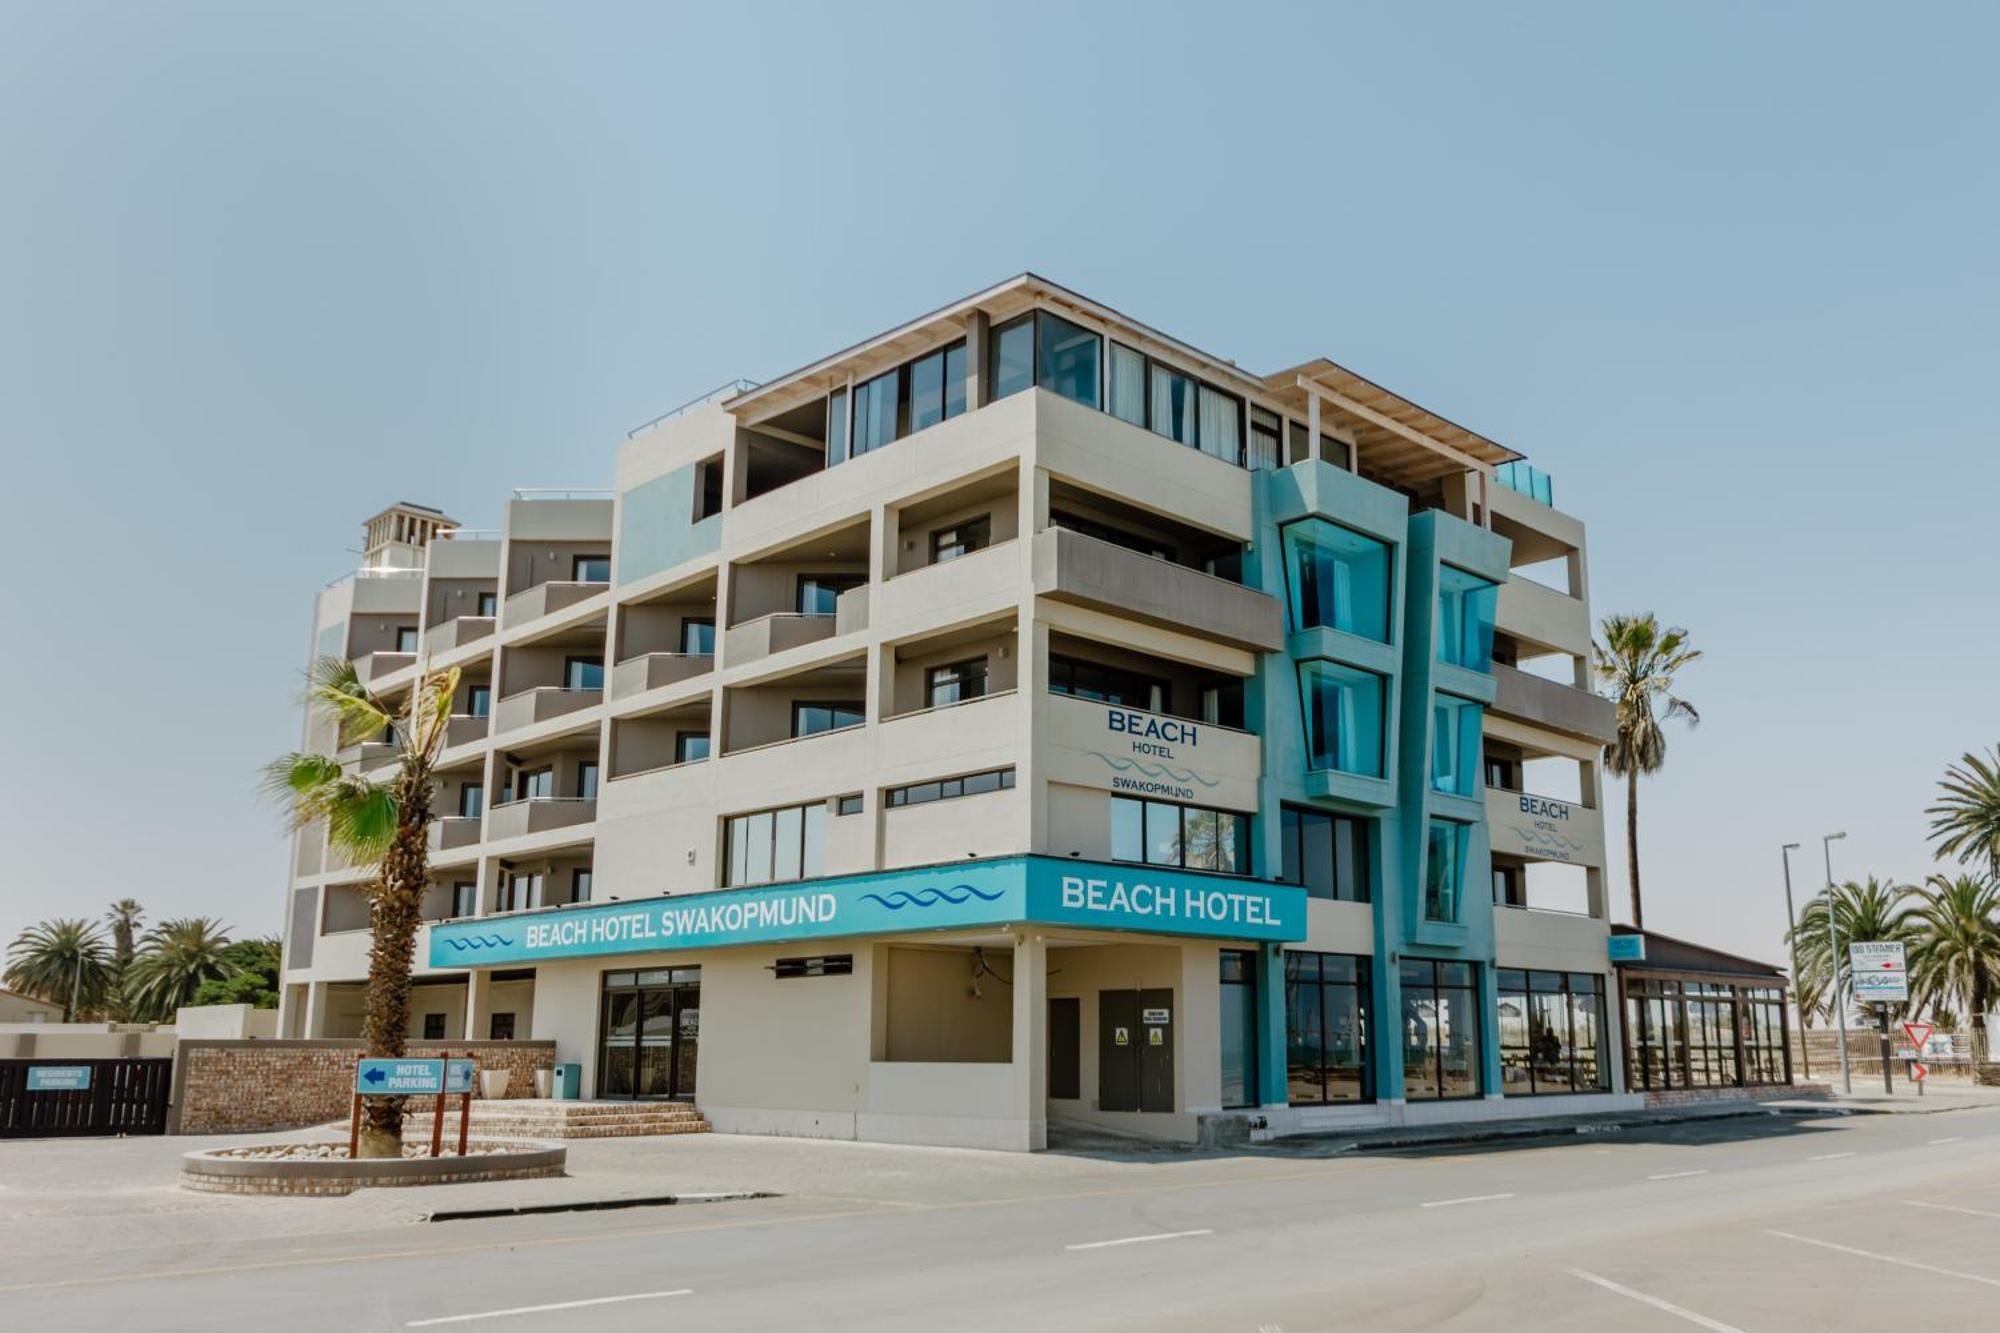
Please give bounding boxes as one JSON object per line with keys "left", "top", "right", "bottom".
{"left": 181, "top": 1140, "right": 565, "bottom": 1196}
{"left": 533, "top": 1068, "right": 554, "bottom": 1098}
{"left": 480, "top": 1069, "right": 512, "bottom": 1100}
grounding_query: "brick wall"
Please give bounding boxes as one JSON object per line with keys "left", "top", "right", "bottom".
{"left": 170, "top": 1040, "right": 558, "bottom": 1135}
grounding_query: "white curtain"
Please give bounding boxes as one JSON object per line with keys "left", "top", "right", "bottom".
{"left": 1110, "top": 343, "right": 1146, "bottom": 425}
{"left": 1198, "top": 385, "right": 1240, "bottom": 463}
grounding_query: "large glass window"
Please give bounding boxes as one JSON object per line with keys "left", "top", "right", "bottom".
{"left": 1497, "top": 970, "right": 1608, "bottom": 1095}
{"left": 1278, "top": 806, "right": 1371, "bottom": 902}
{"left": 680, "top": 618, "right": 716, "bottom": 655}
{"left": 791, "top": 701, "right": 864, "bottom": 737}
{"left": 1298, "top": 661, "right": 1386, "bottom": 778}
{"left": 1282, "top": 519, "right": 1392, "bottom": 642}
{"left": 1049, "top": 654, "right": 1168, "bottom": 714}
{"left": 1036, "top": 312, "right": 1101, "bottom": 409}
{"left": 930, "top": 516, "right": 989, "bottom": 563}
{"left": 924, "top": 658, "right": 988, "bottom": 708}
{"left": 1149, "top": 362, "right": 1198, "bottom": 447}
{"left": 572, "top": 555, "right": 611, "bottom": 583}
{"left": 1423, "top": 819, "right": 1469, "bottom": 923}
{"left": 1248, "top": 406, "right": 1282, "bottom": 472}
{"left": 724, "top": 801, "right": 827, "bottom": 887}
{"left": 1109, "top": 796, "right": 1249, "bottom": 875}
{"left": 825, "top": 388, "right": 848, "bottom": 465}
{"left": 1437, "top": 566, "right": 1499, "bottom": 671}
{"left": 564, "top": 656, "right": 605, "bottom": 691}
{"left": 1286, "top": 952, "right": 1372, "bottom": 1105}
{"left": 796, "top": 573, "right": 864, "bottom": 615}
{"left": 1401, "top": 959, "right": 1481, "bottom": 1100}
{"left": 1220, "top": 951, "right": 1260, "bottom": 1109}
{"left": 467, "top": 685, "right": 491, "bottom": 718}
{"left": 674, "top": 732, "right": 709, "bottom": 763}
{"left": 852, "top": 367, "right": 902, "bottom": 456}
{"left": 990, "top": 316, "right": 1035, "bottom": 400}
{"left": 1430, "top": 695, "right": 1483, "bottom": 797}
{"left": 1196, "top": 384, "right": 1242, "bottom": 465}
{"left": 909, "top": 348, "right": 946, "bottom": 433}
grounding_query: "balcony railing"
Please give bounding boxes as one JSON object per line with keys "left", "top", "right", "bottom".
{"left": 503, "top": 580, "right": 607, "bottom": 627}
{"left": 443, "top": 714, "right": 490, "bottom": 749}
{"left": 611, "top": 652, "right": 715, "bottom": 700}
{"left": 425, "top": 615, "right": 495, "bottom": 654}
{"left": 353, "top": 650, "right": 415, "bottom": 684}
{"left": 485, "top": 796, "right": 597, "bottom": 842}
{"left": 1494, "top": 461, "right": 1554, "bottom": 507}
{"left": 1031, "top": 527, "right": 1282, "bottom": 653}
{"left": 492, "top": 686, "right": 602, "bottom": 735}
{"left": 427, "top": 816, "right": 482, "bottom": 853}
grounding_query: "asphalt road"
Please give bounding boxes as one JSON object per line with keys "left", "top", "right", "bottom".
{"left": 8, "top": 1110, "right": 2000, "bottom": 1331}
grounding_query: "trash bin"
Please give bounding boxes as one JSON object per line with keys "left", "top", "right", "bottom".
{"left": 553, "top": 1063, "right": 583, "bottom": 1099}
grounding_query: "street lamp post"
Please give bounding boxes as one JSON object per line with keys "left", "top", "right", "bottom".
{"left": 1781, "top": 843, "right": 1807, "bottom": 1080}
{"left": 1823, "top": 832, "right": 1850, "bottom": 1094}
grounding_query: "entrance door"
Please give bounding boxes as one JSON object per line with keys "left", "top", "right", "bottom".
{"left": 598, "top": 967, "right": 701, "bottom": 1100}
{"left": 1097, "top": 988, "right": 1174, "bottom": 1113}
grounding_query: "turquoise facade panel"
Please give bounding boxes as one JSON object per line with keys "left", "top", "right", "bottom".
{"left": 617, "top": 464, "right": 721, "bottom": 584}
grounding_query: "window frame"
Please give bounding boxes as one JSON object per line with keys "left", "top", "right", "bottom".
{"left": 1277, "top": 804, "right": 1372, "bottom": 902}
{"left": 723, "top": 800, "right": 829, "bottom": 887}
{"left": 563, "top": 655, "right": 605, "bottom": 692}
{"left": 924, "top": 657, "right": 990, "bottom": 709}
{"left": 885, "top": 767, "right": 1014, "bottom": 808}
{"left": 571, "top": 554, "right": 612, "bottom": 583}
{"left": 1107, "top": 794, "right": 1252, "bottom": 876}
{"left": 930, "top": 515, "right": 992, "bottom": 563}
{"left": 790, "top": 700, "right": 865, "bottom": 738}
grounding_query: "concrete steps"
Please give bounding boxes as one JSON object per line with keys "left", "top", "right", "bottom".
{"left": 402, "top": 1099, "right": 710, "bottom": 1140}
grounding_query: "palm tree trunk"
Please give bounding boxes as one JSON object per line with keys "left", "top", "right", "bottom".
{"left": 1625, "top": 767, "right": 1643, "bottom": 930}
{"left": 357, "top": 770, "right": 432, "bottom": 1158}
{"left": 1974, "top": 973, "right": 1991, "bottom": 1070}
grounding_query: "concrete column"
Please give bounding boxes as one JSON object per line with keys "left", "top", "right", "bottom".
{"left": 1011, "top": 931, "right": 1048, "bottom": 1150}
{"left": 302, "top": 981, "right": 332, "bottom": 1039}
{"left": 965, "top": 312, "right": 991, "bottom": 409}
{"left": 1179, "top": 944, "right": 1223, "bottom": 1118}
{"left": 1257, "top": 943, "right": 1289, "bottom": 1107}
{"left": 465, "top": 969, "right": 494, "bottom": 1042}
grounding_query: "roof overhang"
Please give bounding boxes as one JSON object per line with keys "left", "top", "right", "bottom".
{"left": 1270, "top": 359, "right": 1522, "bottom": 490}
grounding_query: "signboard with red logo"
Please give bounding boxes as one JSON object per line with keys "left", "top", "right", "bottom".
{"left": 1849, "top": 941, "right": 1909, "bottom": 1002}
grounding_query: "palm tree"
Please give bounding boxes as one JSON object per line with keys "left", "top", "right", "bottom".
{"left": 104, "top": 899, "right": 144, "bottom": 1019}
{"left": 1789, "top": 877, "right": 1918, "bottom": 1029}
{"left": 4, "top": 919, "right": 112, "bottom": 1021}
{"left": 1591, "top": 613, "right": 1701, "bottom": 929}
{"left": 1907, "top": 873, "right": 2000, "bottom": 1064}
{"left": 1928, "top": 746, "right": 2000, "bottom": 876}
{"left": 121, "top": 917, "right": 237, "bottom": 1021}
{"left": 264, "top": 654, "right": 460, "bottom": 1158}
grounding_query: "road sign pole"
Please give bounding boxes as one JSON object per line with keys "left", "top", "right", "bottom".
{"left": 348, "top": 1055, "right": 361, "bottom": 1158}
{"left": 458, "top": 1052, "right": 474, "bottom": 1156}
{"left": 1876, "top": 1004, "right": 1894, "bottom": 1095}
{"left": 430, "top": 1082, "right": 446, "bottom": 1158}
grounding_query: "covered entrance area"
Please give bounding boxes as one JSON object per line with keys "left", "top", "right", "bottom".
{"left": 598, "top": 966, "right": 701, "bottom": 1100}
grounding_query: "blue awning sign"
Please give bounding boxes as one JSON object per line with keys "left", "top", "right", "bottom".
{"left": 428, "top": 855, "right": 1306, "bottom": 969}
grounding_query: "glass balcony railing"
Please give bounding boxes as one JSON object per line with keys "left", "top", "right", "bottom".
{"left": 1494, "top": 461, "right": 1553, "bottom": 507}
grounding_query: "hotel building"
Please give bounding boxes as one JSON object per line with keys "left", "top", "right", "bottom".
{"left": 279, "top": 274, "right": 1674, "bottom": 1149}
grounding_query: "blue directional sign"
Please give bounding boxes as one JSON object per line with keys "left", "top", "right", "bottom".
{"left": 26, "top": 1066, "right": 91, "bottom": 1092}
{"left": 444, "top": 1059, "right": 477, "bottom": 1095}
{"left": 355, "top": 1058, "right": 446, "bottom": 1095}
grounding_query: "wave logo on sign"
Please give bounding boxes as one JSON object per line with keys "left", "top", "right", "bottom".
{"left": 858, "top": 884, "right": 1006, "bottom": 912}
{"left": 440, "top": 933, "right": 516, "bottom": 953}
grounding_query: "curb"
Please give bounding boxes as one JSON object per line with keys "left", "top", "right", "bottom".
{"left": 1261, "top": 1104, "right": 1833, "bottom": 1155}
{"left": 425, "top": 1189, "right": 776, "bottom": 1222}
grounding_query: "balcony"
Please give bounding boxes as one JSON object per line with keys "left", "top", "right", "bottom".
{"left": 493, "top": 686, "right": 602, "bottom": 735}
{"left": 611, "top": 652, "right": 715, "bottom": 700}
{"left": 504, "top": 580, "right": 605, "bottom": 627}
{"left": 723, "top": 612, "right": 832, "bottom": 665}
{"left": 353, "top": 651, "right": 414, "bottom": 684}
{"left": 425, "top": 616, "right": 495, "bottom": 654}
{"left": 485, "top": 796, "right": 596, "bottom": 842}
{"left": 1486, "top": 787, "right": 1605, "bottom": 869}
{"left": 427, "top": 816, "right": 482, "bottom": 853}
{"left": 443, "top": 714, "right": 490, "bottom": 748}
{"left": 1490, "top": 663, "right": 1615, "bottom": 745}
{"left": 1496, "top": 576, "right": 1590, "bottom": 656}
{"left": 1031, "top": 527, "right": 1282, "bottom": 653}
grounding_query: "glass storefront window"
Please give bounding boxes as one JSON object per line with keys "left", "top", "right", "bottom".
{"left": 1437, "top": 565, "right": 1499, "bottom": 671}
{"left": 1282, "top": 519, "right": 1392, "bottom": 642}
{"left": 1285, "top": 951, "right": 1372, "bottom": 1105}
{"left": 1219, "top": 950, "right": 1259, "bottom": 1110}
{"left": 1423, "top": 819, "right": 1469, "bottom": 923}
{"left": 1429, "top": 695, "right": 1483, "bottom": 797}
{"left": 1298, "top": 660, "right": 1386, "bottom": 778}
{"left": 1401, "top": 959, "right": 1481, "bottom": 1100}
{"left": 1497, "top": 969, "right": 1609, "bottom": 1094}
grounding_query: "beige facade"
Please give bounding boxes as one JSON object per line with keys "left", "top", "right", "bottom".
{"left": 279, "top": 276, "right": 1624, "bottom": 1149}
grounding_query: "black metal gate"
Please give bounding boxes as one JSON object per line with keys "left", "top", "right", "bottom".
{"left": 0, "top": 1058, "right": 173, "bottom": 1138}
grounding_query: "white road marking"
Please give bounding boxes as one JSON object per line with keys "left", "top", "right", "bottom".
{"left": 1566, "top": 1268, "right": 1748, "bottom": 1332}
{"left": 1931, "top": 1136, "right": 1965, "bottom": 1145}
{"left": 1766, "top": 1230, "right": 2000, "bottom": 1288}
{"left": 406, "top": 1290, "right": 693, "bottom": 1325}
{"left": 1065, "top": 1229, "right": 1213, "bottom": 1251}
{"left": 1807, "top": 1151, "right": 1856, "bottom": 1161}
{"left": 1648, "top": 1170, "right": 1710, "bottom": 1181}
{"left": 1419, "top": 1193, "right": 1516, "bottom": 1208}
{"left": 1907, "top": 1200, "right": 2000, "bottom": 1221}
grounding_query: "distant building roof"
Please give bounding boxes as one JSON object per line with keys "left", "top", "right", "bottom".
{"left": 1611, "top": 925, "right": 1788, "bottom": 981}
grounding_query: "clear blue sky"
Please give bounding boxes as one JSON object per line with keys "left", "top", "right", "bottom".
{"left": 2, "top": 3, "right": 1994, "bottom": 965}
